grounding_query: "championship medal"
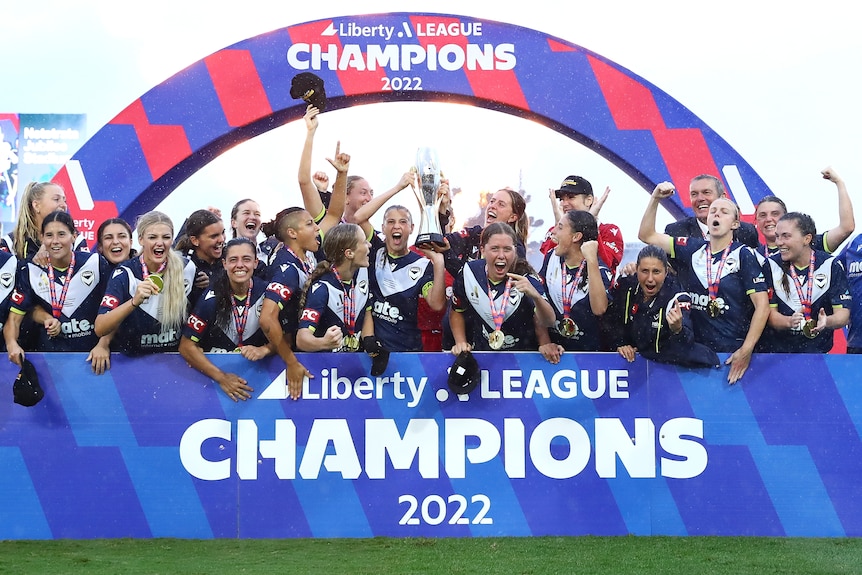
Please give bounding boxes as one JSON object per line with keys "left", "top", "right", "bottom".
{"left": 705, "top": 245, "right": 731, "bottom": 321}
{"left": 560, "top": 317, "right": 577, "bottom": 338}
{"left": 790, "top": 251, "right": 817, "bottom": 340}
{"left": 489, "top": 329, "right": 505, "bottom": 350}
{"left": 707, "top": 299, "right": 720, "bottom": 318}
{"left": 344, "top": 334, "right": 360, "bottom": 351}
{"left": 802, "top": 319, "right": 818, "bottom": 339}
{"left": 486, "top": 276, "right": 512, "bottom": 351}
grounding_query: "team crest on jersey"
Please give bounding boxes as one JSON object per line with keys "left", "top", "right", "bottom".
{"left": 725, "top": 257, "right": 737, "bottom": 272}
{"left": 408, "top": 266, "right": 422, "bottom": 281}
{"left": 358, "top": 279, "right": 368, "bottom": 295}
{"left": 81, "top": 270, "right": 94, "bottom": 286}
{"left": 0, "top": 272, "right": 11, "bottom": 288}
{"left": 815, "top": 273, "right": 827, "bottom": 288}
{"left": 509, "top": 287, "right": 523, "bottom": 306}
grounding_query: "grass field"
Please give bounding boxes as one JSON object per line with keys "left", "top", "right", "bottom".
{"left": 2, "top": 536, "right": 861, "bottom": 575}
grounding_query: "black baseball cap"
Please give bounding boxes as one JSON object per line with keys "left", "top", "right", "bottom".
{"left": 447, "top": 351, "right": 479, "bottom": 395}
{"left": 555, "top": 175, "right": 593, "bottom": 199}
{"left": 13, "top": 357, "right": 44, "bottom": 407}
{"left": 290, "top": 72, "right": 327, "bottom": 112}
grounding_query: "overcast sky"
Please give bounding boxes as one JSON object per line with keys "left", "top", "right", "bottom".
{"left": 2, "top": 0, "right": 860, "bottom": 257}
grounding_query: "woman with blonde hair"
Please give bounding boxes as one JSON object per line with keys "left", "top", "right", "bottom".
{"left": 1, "top": 181, "right": 88, "bottom": 259}
{"left": 95, "top": 210, "right": 198, "bottom": 354}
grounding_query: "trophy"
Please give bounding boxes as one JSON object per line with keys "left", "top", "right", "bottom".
{"left": 412, "top": 147, "right": 447, "bottom": 248}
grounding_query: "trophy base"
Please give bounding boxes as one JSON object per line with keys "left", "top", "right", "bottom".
{"left": 415, "top": 232, "right": 447, "bottom": 249}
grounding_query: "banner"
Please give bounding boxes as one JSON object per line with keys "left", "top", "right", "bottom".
{"left": 1, "top": 352, "right": 860, "bottom": 539}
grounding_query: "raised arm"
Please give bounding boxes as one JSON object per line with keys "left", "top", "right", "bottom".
{"left": 298, "top": 105, "right": 325, "bottom": 221}
{"left": 638, "top": 182, "right": 675, "bottom": 252}
{"left": 821, "top": 166, "right": 855, "bottom": 251}
{"left": 318, "top": 142, "right": 349, "bottom": 235}
{"left": 353, "top": 171, "right": 415, "bottom": 228}
{"left": 582, "top": 240, "right": 609, "bottom": 316}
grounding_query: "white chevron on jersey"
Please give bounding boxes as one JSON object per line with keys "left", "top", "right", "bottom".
{"left": 26, "top": 253, "right": 103, "bottom": 317}
{"left": 767, "top": 256, "right": 837, "bottom": 309}
{"left": 544, "top": 258, "right": 590, "bottom": 315}
{"left": 690, "top": 244, "right": 748, "bottom": 290}
{"left": 374, "top": 248, "right": 430, "bottom": 297}
{"left": 462, "top": 263, "right": 523, "bottom": 328}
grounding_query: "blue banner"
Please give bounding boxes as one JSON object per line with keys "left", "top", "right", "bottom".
{"left": 1, "top": 352, "right": 859, "bottom": 539}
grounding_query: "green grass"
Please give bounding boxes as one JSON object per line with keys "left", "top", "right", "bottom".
{"left": 2, "top": 537, "right": 862, "bottom": 575}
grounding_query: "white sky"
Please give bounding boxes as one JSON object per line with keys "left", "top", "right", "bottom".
{"left": 2, "top": 0, "right": 861, "bottom": 264}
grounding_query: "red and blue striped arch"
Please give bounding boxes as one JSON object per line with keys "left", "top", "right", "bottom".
{"left": 52, "top": 13, "right": 772, "bottom": 232}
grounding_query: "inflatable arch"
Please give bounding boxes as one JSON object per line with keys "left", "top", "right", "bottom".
{"left": 51, "top": 13, "right": 772, "bottom": 240}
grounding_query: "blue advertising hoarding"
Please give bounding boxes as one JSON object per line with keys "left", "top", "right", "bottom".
{"left": 1, "top": 351, "right": 859, "bottom": 539}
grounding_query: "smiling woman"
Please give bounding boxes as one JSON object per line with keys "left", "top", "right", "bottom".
{"left": 94, "top": 210, "right": 200, "bottom": 355}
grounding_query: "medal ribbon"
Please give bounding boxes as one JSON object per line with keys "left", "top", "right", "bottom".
{"left": 139, "top": 255, "right": 167, "bottom": 280}
{"left": 286, "top": 246, "right": 313, "bottom": 276}
{"left": 231, "top": 279, "right": 253, "bottom": 346}
{"left": 788, "top": 249, "right": 816, "bottom": 319}
{"left": 561, "top": 258, "right": 586, "bottom": 319}
{"left": 332, "top": 266, "right": 357, "bottom": 335}
{"left": 487, "top": 278, "right": 512, "bottom": 331}
{"left": 47, "top": 251, "right": 75, "bottom": 319}
{"left": 705, "top": 244, "right": 731, "bottom": 303}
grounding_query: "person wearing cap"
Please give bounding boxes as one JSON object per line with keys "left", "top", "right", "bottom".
{"left": 607, "top": 245, "right": 720, "bottom": 368}
{"left": 537, "top": 210, "right": 612, "bottom": 360}
{"left": 639, "top": 182, "right": 769, "bottom": 384}
{"left": 664, "top": 174, "right": 759, "bottom": 249}
{"left": 540, "top": 175, "right": 623, "bottom": 277}
{"left": 449, "top": 223, "right": 555, "bottom": 354}
{"left": 754, "top": 166, "right": 854, "bottom": 259}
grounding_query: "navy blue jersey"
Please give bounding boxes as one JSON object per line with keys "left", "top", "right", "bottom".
{"left": 451, "top": 259, "right": 544, "bottom": 351}
{"left": 0, "top": 250, "right": 18, "bottom": 341}
{"left": 298, "top": 267, "right": 370, "bottom": 352}
{"left": 608, "top": 274, "right": 719, "bottom": 367}
{"left": 264, "top": 246, "right": 318, "bottom": 336}
{"left": 670, "top": 238, "right": 768, "bottom": 353}
{"left": 98, "top": 257, "right": 198, "bottom": 354}
{"left": 841, "top": 233, "right": 862, "bottom": 349}
{"left": 368, "top": 235, "right": 435, "bottom": 352}
{"left": 539, "top": 250, "right": 612, "bottom": 351}
{"left": 183, "top": 279, "right": 269, "bottom": 352}
{"left": 762, "top": 251, "right": 851, "bottom": 353}
{"left": 443, "top": 225, "right": 526, "bottom": 278}
{"left": 10, "top": 251, "right": 110, "bottom": 351}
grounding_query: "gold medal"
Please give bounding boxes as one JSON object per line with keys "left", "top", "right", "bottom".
{"left": 560, "top": 317, "right": 577, "bottom": 338}
{"left": 488, "top": 329, "right": 505, "bottom": 350}
{"left": 707, "top": 299, "right": 720, "bottom": 318}
{"left": 802, "top": 319, "right": 818, "bottom": 339}
{"left": 344, "top": 334, "right": 360, "bottom": 351}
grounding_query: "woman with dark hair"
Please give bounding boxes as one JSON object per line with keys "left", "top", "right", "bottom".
{"left": 97, "top": 218, "right": 136, "bottom": 267}
{"left": 441, "top": 187, "right": 529, "bottom": 277}
{"left": 537, "top": 210, "right": 613, "bottom": 360}
{"left": 4, "top": 211, "right": 113, "bottom": 373}
{"left": 608, "top": 245, "right": 719, "bottom": 367}
{"left": 179, "top": 238, "right": 274, "bottom": 401}
{"left": 175, "top": 208, "right": 225, "bottom": 288}
{"left": 296, "top": 223, "right": 372, "bottom": 352}
{"left": 95, "top": 210, "right": 198, "bottom": 355}
{"left": 449, "top": 222, "right": 555, "bottom": 354}
{"left": 761, "top": 212, "right": 851, "bottom": 353}
{"left": 754, "top": 167, "right": 853, "bottom": 258}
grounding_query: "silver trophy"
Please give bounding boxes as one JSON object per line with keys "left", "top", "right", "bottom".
{"left": 412, "top": 147, "right": 446, "bottom": 248}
